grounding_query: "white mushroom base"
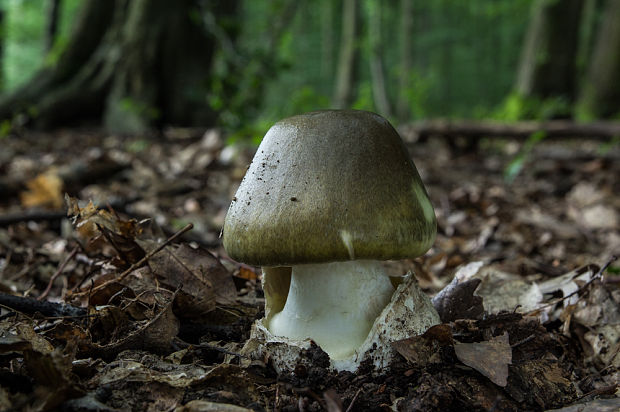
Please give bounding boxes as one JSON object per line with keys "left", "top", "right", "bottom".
{"left": 268, "top": 260, "right": 395, "bottom": 360}
{"left": 242, "top": 268, "right": 440, "bottom": 373}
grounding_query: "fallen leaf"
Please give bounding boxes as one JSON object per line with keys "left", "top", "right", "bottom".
{"left": 454, "top": 332, "right": 512, "bottom": 387}
{"left": 432, "top": 277, "right": 484, "bottom": 322}
{"left": 20, "top": 171, "right": 64, "bottom": 209}
{"left": 391, "top": 324, "right": 453, "bottom": 367}
{"left": 66, "top": 195, "right": 142, "bottom": 256}
{"left": 145, "top": 243, "right": 236, "bottom": 317}
{"left": 572, "top": 281, "right": 620, "bottom": 369}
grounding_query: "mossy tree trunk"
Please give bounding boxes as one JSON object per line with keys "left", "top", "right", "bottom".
{"left": 515, "top": 0, "right": 584, "bottom": 102}
{"left": 0, "top": 0, "right": 237, "bottom": 132}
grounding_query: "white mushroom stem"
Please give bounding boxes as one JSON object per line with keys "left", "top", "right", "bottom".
{"left": 267, "top": 260, "right": 395, "bottom": 360}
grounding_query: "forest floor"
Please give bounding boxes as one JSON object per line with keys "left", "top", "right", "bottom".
{"left": 0, "top": 126, "right": 618, "bottom": 411}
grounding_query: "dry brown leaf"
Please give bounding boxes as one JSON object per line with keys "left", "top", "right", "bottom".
{"left": 0, "top": 324, "right": 83, "bottom": 410}
{"left": 236, "top": 266, "right": 260, "bottom": 281}
{"left": 20, "top": 171, "right": 64, "bottom": 209}
{"left": 66, "top": 195, "right": 142, "bottom": 256}
{"left": 454, "top": 332, "right": 512, "bottom": 387}
{"left": 432, "top": 277, "right": 484, "bottom": 322}
{"left": 391, "top": 324, "right": 453, "bottom": 367}
{"left": 572, "top": 281, "right": 620, "bottom": 369}
{"left": 146, "top": 243, "right": 236, "bottom": 318}
{"left": 83, "top": 293, "right": 179, "bottom": 359}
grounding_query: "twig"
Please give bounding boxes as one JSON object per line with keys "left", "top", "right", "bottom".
{"left": 526, "top": 256, "right": 618, "bottom": 316}
{"left": 510, "top": 334, "right": 535, "bottom": 348}
{"left": 71, "top": 223, "right": 193, "bottom": 298}
{"left": 576, "top": 383, "right": 619, "bottom": 400}
{"left": 274, "top": 383, "right": 281, "bottom": 412}
{"left": 0, "top": 292, "right": 87, "bottom": 318}
{"left": 0, "top": 210, "right": 66, "bottom": 227}
{"left": 38, "top": 246, "right": 78, "bottom": 300}
{"left": 345, "top": 388, "right": 363, "bottom": 412}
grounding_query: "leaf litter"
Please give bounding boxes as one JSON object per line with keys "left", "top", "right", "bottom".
{"left": 0, "top": 129, "right": 618, "bottom": 410}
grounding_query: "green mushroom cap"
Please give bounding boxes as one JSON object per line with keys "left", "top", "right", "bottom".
{"left": 222, "top": 109, "right": 436, "bottom": 266}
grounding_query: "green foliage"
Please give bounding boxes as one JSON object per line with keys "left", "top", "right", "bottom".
{"left": 2, "top": 0, "right": 82, "bottom": 90}
{"left": 0, "top": 120, "right": 11, "bottom": 138}
{"left": 2, "top": 0, "right": 45, "bottom": 89}
{"left": 288, "top": 86, "right": 329, "bottom": 116}
{"left": 351, "top": 82, "right": 374, "bottom": 112}
{"left": 493, "top": 93, "right": 572, "bottom": 121}
{"left": 398, "top": 71, "right": 433, "bottom": 120}
{"left": 226, "top": 118, "right": 274, "bottom": 146}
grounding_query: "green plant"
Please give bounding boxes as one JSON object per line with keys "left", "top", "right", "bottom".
{"left": 493, "top": 92, "right": 571, "bottom": 121}
{"left": 0, "top": 120, "right": 11, "bottom": 138}
{"left": 352, "top": 82, "right": 374, "bottom": 112}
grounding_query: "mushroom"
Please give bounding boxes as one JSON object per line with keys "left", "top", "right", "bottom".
{"left": 223, "top": 110, "right": 437, "bottom": 366}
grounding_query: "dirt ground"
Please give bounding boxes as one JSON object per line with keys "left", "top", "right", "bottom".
{"left": 0, "top": 127, "right": 618, "bottom": 411}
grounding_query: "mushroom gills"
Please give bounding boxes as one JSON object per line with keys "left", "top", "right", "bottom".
{"left": 267, "top": 260, "right": 395, "bottom": 360}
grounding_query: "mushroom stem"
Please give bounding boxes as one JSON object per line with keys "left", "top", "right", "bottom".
{"left": 267, "top": 260, "right": 395, "bottom": 360}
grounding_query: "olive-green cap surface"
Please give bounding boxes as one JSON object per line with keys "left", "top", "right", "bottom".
{"left": 223, "top": 110, "right": 436, "bottom": 266}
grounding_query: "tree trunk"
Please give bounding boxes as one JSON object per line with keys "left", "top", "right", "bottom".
{"left": 367, "top": 0, "right": 392, "bottom": 118}
{"left": 46, "top": 0, "right": 62, "bottom": 52}
{"left": 0, "top": 0, "right": 238, "bottom": 132}
{"left": 332, "top": 0, "right": 358, "bottom": 109}
{"left": 397, "top": 0, "right": 413, "bottom": 121}
{"left": 320, "top": 0, "right": 335, "bottom": 81}
{"left": 516, "top": 0, "right": 584, "bottom": 102}
{"left": 576, "top": 0, "right": 620, "bottom": 119}
{"left": 0, "top": 0, "right": 112, "bottom": 124}
{"left": 0, "top": 7, "right": 4, "bottom": 92}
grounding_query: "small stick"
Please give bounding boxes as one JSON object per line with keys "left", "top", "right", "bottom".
{"left": 576, "top": 383, "right": 619, "bottom": 400}
{"left": 0, "top": 292, "right": 87, "bottom": 318}
{"left": 274, "top": 383, "right": 281, "bottom": 412}
{"left": 511, "top": 334, "right": 535, "bottom": 348}
{"left": 71, "top": 223, "right": 193, "bottom": 298}
{"left": 526, "top": 255, "right": 617, "bottom": 315}
{"left": 38, "top": 246, "right": 78, "bottom": 300}
{"left": 345, "top": 388, "right": 363, "bottom": 412}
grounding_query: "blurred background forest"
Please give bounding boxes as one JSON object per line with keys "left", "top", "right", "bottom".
{"left": 0, "top": 0, "right": 619, "bottom": 140}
